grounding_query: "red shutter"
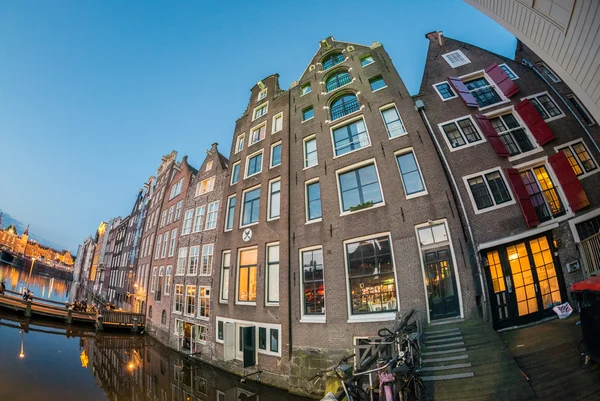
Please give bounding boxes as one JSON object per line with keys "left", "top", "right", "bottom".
{"left": 504, "top": 168, "right": 540, "bottom": 228}
{"left": 448, "top": 77, "right": 478, "bottom": 108}
{"left": 473, "top": 114, "right": 509, "bottom": 157}
{"left": 548, "top": 151, "right": 590, "bottom": 212}
{"left": 515, "top": 98, "right": 555, "bottom": 145}
{"left": 485, "top": 63, "right": 519, "bottom": 98}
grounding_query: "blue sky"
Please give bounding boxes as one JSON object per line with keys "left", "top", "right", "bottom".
{"left": 0, "top": 1, "right": 516, "bottom": 251}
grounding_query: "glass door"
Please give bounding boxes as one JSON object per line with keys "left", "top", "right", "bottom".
{"left": 424, "top": 248, "right": 459, "bottom": 320}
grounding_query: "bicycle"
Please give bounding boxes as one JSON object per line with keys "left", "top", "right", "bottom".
{"left": 310, "top": 354, "right": 370, "bottom": 401}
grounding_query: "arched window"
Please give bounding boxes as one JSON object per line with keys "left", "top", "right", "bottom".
{"left": 326, "top": 71, "right": 351, "bottom": 92}
{"left": 148, "top": 305, "right": 153, "bottom": 318}
{"left": 150, "top": 267, "right": 157, "bottom": 293}
{"left": 164, "top": 266, "right": 172, "bottom": 295}
{"left": 330, "top": 94, "right": 360, "bottom": 121}
{"left": 161, "top": 310, "right": 166, "bottom": 325}
{"left": 322, "top": 53, "right": 345, "bottom": 70}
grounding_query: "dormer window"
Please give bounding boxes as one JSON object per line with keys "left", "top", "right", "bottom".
{"left": 257, "top": 88, "right": 267, "bottom": 101}
{"left": 322, "top": 53, "right": 345, "bottom": 70}
{"left": 326, "top": 71, "right": 352, "bottom": 92}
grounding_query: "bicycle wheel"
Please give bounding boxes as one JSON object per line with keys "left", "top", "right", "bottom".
{"left": 400, "top": 376, "right": 428, "bottom": 401}
{"left": 347, "top": 386, "right": 370, "bottom": 401}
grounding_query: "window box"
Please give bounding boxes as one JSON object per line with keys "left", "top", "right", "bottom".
{"left": 349, "top": 201, "right": 374, "bottom": 212}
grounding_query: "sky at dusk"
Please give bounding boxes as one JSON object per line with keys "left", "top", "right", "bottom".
{"left": 0, "top": 1, "right": 516, "bottom": 251}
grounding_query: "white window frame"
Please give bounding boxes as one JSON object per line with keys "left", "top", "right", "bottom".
{"left": 272, "top": 112, "right": 283, "bottom": 134}
{"left": 168, "top": 228, "right": 177, "bottom": 257}
{"left": 462, "top": 167, "right": 516, "bottom": 214}
{"left": 235, "top": 245, "right": 258, "bottom": 306}
{"left": 265, "top": 242, "right": 280, "bottom": 306}
{"left": 360, "top": 55, "right": 374, "bottom": 67}
{"left": 267, "top": 178, "right": 281, "bottom": 222}
{"left": 305, "top": 178, "right": 322, "bottom": 224}
{"left": 164, "top": 265, "right": 172, "bottom": 295}
{"left": 192, "top": 205, "right": 206, "bottom": 233}
{"left": 249, "top": 122, "right": 267, "bottom": 145}
{"left": 173, "top": 284, "right": 184, "bottom": 314}
{"left": 188, "top": 245, "right": 200, "bottom": 275}
{"left": 432, "top": 81, "right": 458, "bottom": 101}
{"left": 379, "top": 103, "right": 407, "bottom": 139}
{"left": 200, "top": 244, "right": 214, "bottom": 276}
{"left": 302, "top": 106, "right": 314, "bottom": 122}
{"left": 459, "top": 69, "right": 511, "bottom": 111}
{"left": 230, "top": 161, "right": 241, "bottom": 185}
{"left": 369, "top": 75, "right": 387, "bottom": 93}
{"left": 244, "top": 149, "right": 264, "bottom": 179}
{"left": 184, "top": 285, "right": 196, "bottom": 317}
{"left": 161, "top": 231, "right": 169, "bottom": 259}
{"left": 442, "top": 49, "right": 470, "bottom": 68}
{"left": 483, "top": 105, "right": 544, "bottom": 162}
{"left": 154, "top": 234, "right": 162, "bottom": 260}
{"left": 198, "top": 286, "right": 211, "bottom": 320}
{"left": 538, "top": 62, "right": 561, "bottom": 83}
{"left": 175, "top": 201, "right": 182, "bottom": 221}
{"left": 195, "top": 176, "right": 215, "bottom": 197}
{"left": 239, "top": 184, "right": 261, "bottom": 229}
{"left": 219, "top": 250, "right": 231, "bottom": 303}
{"left": 270, "top": 141, "right": 282, "bottom": 168}
{"left": 437, "top": 115, "right": 487, "bottom": 152}
{"left": 257, "top": 88, "right": 267, "bottom": 102}
{"left": 568, "top": 208, "right": 600, "bottom": 244}
{"left": 343, "top": 232, "right": 400, "bottom": 323}
{"left": 252, "top": 101, "right": 268, "bottom": 121}
{"left": 298, "top": 245, "right": 326, "bottom": 323}
{"left": 300, "top": 83, "right": 311, "bottom": 96}
{"left": 521, "top": 91, "right": 565, "bottom": 123}
{"left": 235, "top": 134, "right": 245, "bottom": 154}
{"left": 394, "top": 148, "right": 428, "bottom": 199}
{"left": 151, "top": 266, "right": 157, "bottom": 293}
{"left": 567, "top": 94, "right": 596, "bottom": 126}
{"left": 167, "top": 205, "right": 174, "bottom": 224}
{"left": 205, "top": 201, "right": 219, "bottom": 230}
{"left": 330, "top": 115, "right": 372, "bottom": 159}
{"left": 414, "top": 219, "right": 465, "bottom": 324}
{"left": 224, "top": 194, "right": 236, "bottom": 232}
{"left": 335, "top": 158, "right": 386, "bottom": 217}
{"left": 214, "top": 317, "right": 282, "bottom": 357}
{"left": 303, "top": 134, "right": 318, "bottom": 169}
{"left": 176, "top": 247, "right": 187, "bottom": 276}
{"left": 181, "top": 209, "right": 194, "bottom": 235}
{"left": 160, "top": 210, "right": 167, "bottom": 228}
{"left": 499, "top": 63, "right": 519, "bottom": 80}
{"left": 554, "top": 138, "right": 599, "bottom": 180}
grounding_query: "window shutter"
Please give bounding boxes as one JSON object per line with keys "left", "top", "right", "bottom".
{"left": 504, "top": 168, "right": 540, "bottom": 228}
{"left": 485, "top": 63, "right": 519, "bottom": 98}
{"left": 548, "top": 151, "right": 590, "bottom": 212}
{"left": 515, "top": 99, "right": 555, "bottom": 145}
{"left": 473, "top": 114, "right": 509, "bottom": 157}
{"left": 448, "top": 77, "right": 478, "bottom": 107}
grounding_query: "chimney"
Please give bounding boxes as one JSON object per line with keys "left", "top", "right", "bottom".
{"left": 425, "top": 31, "right": 444, "bottom": 46}
{"left": 210, "top": 143, "right": 219, "bottom": 153}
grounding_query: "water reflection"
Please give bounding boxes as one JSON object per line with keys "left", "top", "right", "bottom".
{"left": 0, "top": 263, "right": 72, "bottom": 303}
{"left": 0, "top": 308, "right": 310, "bottom": 401}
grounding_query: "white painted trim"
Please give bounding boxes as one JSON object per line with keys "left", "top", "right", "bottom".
{"left": 298, "top": 245, "right": 326, "bottom": 322}
{"left": 342, "top": 231, "right": 400, "bottom": 321}
{"left": 219, "top": 250, "right": 231, "bottom": 303}
{"left": 462, "top": 167, "right": 516, "bottom": 214}
{"left": 432, "top": 81, "right": 458, "bottom": 102}
{"left": 267, "top": 177, "right": 281, "bottom": 222}
{"left": 414, "top": 219, "right": 465, "bottom": 324}
{"left": 394, "top": 148, "right": 428, "bottom": 199}
{"left": 477, "top": 223, "right": 560, "bottom": 251}
{"left": 442, "top": 50, "right": 471, "bottom": 68}
{"left": 235, "top": 133, "right": 245, "bottom": 154}
{"left": 265, "top": 241, "right": 280, "bottom": 306}
{"left": 230, "top": 161, "right": 241, "bottom": 186}
{"left": 568, "top": 207, "right": 600, "bottom": 244}
{"left": 269, "top": 140, "right": 282, "bottom": 169}
{"left": 300, "top": 82, "right": 312, "bottom": 97}
{"left": 249, "top": 121, "right": 267, "bottom": 146}
{"left": 521, "top": 91, "right": 565, "bottom": 123}
{"left": 257, "top": 88, "right": 267, "bottom": 102}
{"left": 235, "top": 246, "right": 258, "bottom": 306}
{"left": 335, "top": 158, "right": 386, "bottom": 216}
{"left": 252, "top": 101, "right": 269, "bottom": 122}
{"left": 303, "top": 134, "right": 318, "bottom": 169}
{"left": 437, "top": 115, "right": 487, "bottom": 152}
{"left": 215, "top": 316, "right": 282, "bottom": 357}
{"left": 554, "top": 139, "right": 600, "bottom": 180}
{"left": 304, "top": 177, "right": 321, "bottom": 223}
{"left": 379, "top": 102, "right": 408, "bottom": 139}
{"left": 360, "top": 54, "right": 375, "bottom": 67}
{"left": 330, "top": 115, "right": 371, "bottom": 159}
{"left": 327, "top": 106, "right": 365, "bottom": 126}
{"left": 499, "top": 63, "right": 519, "bottom": 80}
{"left": 239, "top": 184, "right": 262, "bottom": 229}
{"left": 244, "top": 149, "right": 264, "bottom": 179}
{"left": 371, "top": 85, "right": 388, "bottom": 93}
{"left": 271, "top": 112, "right": 283, "bottom": 134}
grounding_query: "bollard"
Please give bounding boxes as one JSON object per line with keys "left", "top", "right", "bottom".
{"left": 96, "top": 314, "right": 104, "bottom": 331}
{"left": 132, "top": 317, "right": 139, "bottom": 333}
{"left": 67, "top": 309, "right": 72, "bottom": 324}
{"left": 25, "top": 300, "right": 32, "bottom": 318}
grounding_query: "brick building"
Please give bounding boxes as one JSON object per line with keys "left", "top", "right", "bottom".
{"left": 146, "top": 155, "right": 196, "bottom": 344}
{"left": 132, "top": 176, "right": 156, "bottom": 313}
{"left": 415, "top": 31, "right": 600, "bottom": 330}
{"left": 170, "top": 142, "right": 228, "bottom": 358}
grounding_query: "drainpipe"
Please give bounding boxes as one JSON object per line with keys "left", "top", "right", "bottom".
{"left": 415, "top": 100, "right": 489, "bottom": 323}
{"left": 287, "top": 89, "right": 293, "bottom": 361}
{"left": 521, "top": 58, "right": 600, "bottom": 154}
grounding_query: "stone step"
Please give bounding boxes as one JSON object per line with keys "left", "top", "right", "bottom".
{"left": 421, "top": 372, "right": 475, "bottom": 382}
{"left": 422, "top": 354, "right": 470, "bottom": 364}
{"left": 420, "top": 363, "right": 472, "bottom": 372}
{"left": 424, "top": 341, "right": 465, "bottom": 349}
{"left": 424, "top": 327, "right": 461, "bottom": 335}
{"left": 422, "top": 348, "right": 467, "bottom": 356}
{"left": 425, "top": 336, "right": 463, "bottom": 344}
{"left": 426, "top": 331, "right": 463, "bottom": 340}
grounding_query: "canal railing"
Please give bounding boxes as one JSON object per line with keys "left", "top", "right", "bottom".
{"left": 0, "top": 291, "right": 145, "bottom": 332}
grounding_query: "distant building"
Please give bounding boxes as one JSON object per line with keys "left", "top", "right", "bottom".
{"left": 463, "top": 0, "right": 600, "bottom": 125}
{"left": 0, "top": 223, "right": 74, "bottom": 265}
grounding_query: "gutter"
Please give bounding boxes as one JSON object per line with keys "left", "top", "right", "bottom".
{"left": 287, "top": 89, "right": 293, "bottom": 361}
{"left": 415, "top": 100, "right": 489, "bottom": 323}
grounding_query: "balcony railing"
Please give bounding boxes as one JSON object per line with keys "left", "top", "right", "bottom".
{"left": 322, "top": 55, "right": 345, "bottom": 70}
{"left": 326, "top": 73, "right": 352, "bottom": 92}
{"left": 330, "top": 97, "right": 360, "bottom": 121}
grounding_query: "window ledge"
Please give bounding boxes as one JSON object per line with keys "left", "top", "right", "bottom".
{"left": 478, "top": 99, "right": 511, "bottom": 112}
{"left": 302, "top": 117, "right": 314, "bottom": 124}
{"left": 197, "top": 316, "right": 209, "bottom": 321}
{"left": 340, "top": 202, "right": 385, "bottom": 217}
{"left": 544, "top": 114, "right": 566, "bottom": 123}
{"left": 508, "top": 147, "right": 545, "bottom": 163}
{"left": 405, "top": 190, "right": 429, "bottom": 200}
{"left": 239, "top": 222, "right": 259, "bottom": 229}
{"left": 347, "top": 312, "right": 396, "bottom": 323}
{"left": 371, "top": 86, "right": 388, "bottom": 93}
{"left": 472, "top": 199, "right": 517, "bottom": 215}
{"left": 235, "top": 301, "right": 257, "bottom": 306}
{"left": 333, "top": 143, "right": 372, "bottom": 160}
{"left": 300, "top": 316, "right": 326, "bottom": 324}
{"left": 446, "top": 139, "right": 486, "bottom": 152}
{"left": 270, "top": 163, "right": 282, "bottom": 169}
{"left": 244, "top": 171, "right": 262, "bottom": 180}
{"left": 362, "top": 62, "right": 375, "bottom": 68}
{"left": 265, "top": 302, "right": 279, "bottom": 307}
{"left": 305, "top": 218, "right": 323, "bottom": 225}
{"left": 219, "top": 300, "right": 228, "bottom": 304}
{"left": 303, "top": 164, "right": 318, "bottom": 171}
{"left": 388, "top": 132, "right": 408, "bottom": 140}
{"left": 579, "top": 169, "right": 600, "bottom": 180}
{"left": 328, "top": 108, "right": 364, "bottom": 125}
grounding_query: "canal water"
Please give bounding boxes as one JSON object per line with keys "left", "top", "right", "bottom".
{"left": 0, "top": 263, "right": 313, "bottom": 400}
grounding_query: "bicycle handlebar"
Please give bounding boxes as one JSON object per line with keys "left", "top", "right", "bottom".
{"left": 308, "top": 354, "right": 355, "bottom": 381}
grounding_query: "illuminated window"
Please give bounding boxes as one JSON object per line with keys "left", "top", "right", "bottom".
{"left": 237, "top": 248, "right": 257, "bottom": 303}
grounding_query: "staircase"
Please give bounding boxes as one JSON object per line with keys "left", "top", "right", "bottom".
{"left": 421, "top": 320, "right": 535, "bottom": 400}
